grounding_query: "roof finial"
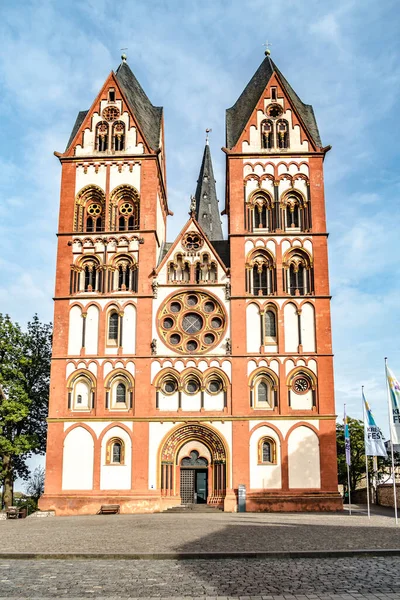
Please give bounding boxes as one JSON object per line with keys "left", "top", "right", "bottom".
{"left": 205, "top": 128, "right": 212, "bottom": 145}
{"left": 121, "top": 48, "right": 128, "bottom": 62}
{"left": 263, "top": 40, "right": 272, "bottom": 56}
{"left": 189, "top": 194, "right": 196, "bottom": 217}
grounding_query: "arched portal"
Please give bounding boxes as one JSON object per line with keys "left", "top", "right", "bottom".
{"left": 159, "top": 424, "right": 228, "bottom": 506}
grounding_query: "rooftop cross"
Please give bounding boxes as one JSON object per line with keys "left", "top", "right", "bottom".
{"left": 205, "top": 128, "right": 212, "bottom": 145}
{"left": 263, "top": 40, "right": 272, "bottom": 56}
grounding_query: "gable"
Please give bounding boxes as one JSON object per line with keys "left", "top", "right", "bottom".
{"left": 64, "top": 65, "right": 162, "bottom": 157}
{"left": 226, "top": 56, "right": 322, "bottom": 152}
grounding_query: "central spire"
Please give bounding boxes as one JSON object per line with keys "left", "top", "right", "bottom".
{"left": 193, "top": 139, "right": 223, "bottom": 241}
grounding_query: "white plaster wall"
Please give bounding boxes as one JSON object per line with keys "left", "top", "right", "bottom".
{"left": 290, "top": 389, "right": 313, "bottom": 410}
{"left": 62, "top": 427, "right": 94, "bottom": 490}
{"left": 109, "top": 163, "right": 141, "bottom": 192}
{"left": 203, "top": 391, "right": 224, "bottom": 411}
{"left": 181, "top": 392, "right": 201, "bottom": 411}
{"left": 249, "top": 425, "right": 281, "bottom": 489}
{"left": 246, "top": 303, "right": 260, "bottom": 352}
{"left": 122, "top": 303, "right": 136, "bottom": 354}
{"left": 75, "top": 164, "right": 106, "bottom": 194}
{"left": 85, "top": 305, "right": 99, "bottom": 355}
{"left": 284, "top": 303, "right": 299, "bottom": 352}
{"left": 158, "top": 391, "right": 179, "bottom": 411}
{"left": 288, "top": 426, "right": 320, "bottom": 488}
{"left": 301, "top": 302, "right": 316, "bottom": 352}
{"left": 100, "top": 426, "right": 132, "bottom": 490}
{"left": 68, "top": 306, "right": 82, "bottom": 355}
{"left": 148, "top": 422, "right": 177, "bottom": 489}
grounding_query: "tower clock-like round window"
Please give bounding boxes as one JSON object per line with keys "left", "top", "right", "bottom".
{"left": 292, "top": 375, "right": 311, "bottom": 394}
{"left": 158, "top": 291, "right": 226, "bottom": 354}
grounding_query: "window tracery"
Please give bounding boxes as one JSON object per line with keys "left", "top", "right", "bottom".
{"left": 113, "top": 121, "right": 125, "bottom": 151}
{"left": 281, "top": 191, "right": 311, "bottom": 232}
{"left": 157, "top": 291, "right": 226, "bottom": 354}
{"left": 110, "top": 185, "right": 140, "bottom": 231}
{"left": 195, "top": 253, "right": 217, "bottom": 283}
{"left": 74, "top": 185, "right": 105, "bottom": 233}
{"left": 113, "top": 257, "right": 138, "bottom": 292}
{"left": 247, "top": 191, "right": 276, "bottom": 232}
{"left": 80, "top": 257, "right": 101, "bottom": 292}
{"left": 283, "top": 249, "right": 313, "bottom": 296}
{"left": 168, "top": 254, "right": 190, "bottom": 283}
{"left": 96, "top": 121, "right": 109, "bottom": 151}
{"left": 246, "top": 250, "right": 276, "bottom": 296}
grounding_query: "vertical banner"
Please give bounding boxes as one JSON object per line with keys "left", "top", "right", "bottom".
{"left": 385, "top": 365, "right": 400, "bottom": 444}
{"left": 362, "top": 391, "right": 387, "bottom": 457}
{"left": 344, "top": 405, "right": 351, "bottom": 465}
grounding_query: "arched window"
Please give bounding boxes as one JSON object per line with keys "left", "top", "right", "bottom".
{"left": 246, "top": 251, "right": 276, "bottom": 296}
{"left": 81, "top": 259, "right": 100, "bottom": 292}
{"left": 184, "top": 376, "right": 201, "bottom": 395}
{"left": 96, "top": 121, "right": 109, "bottom": 151}
{"left": 277, "top": 119, "right": 289, "bottom": 149}
{"left": 74, "top": 186, "right": 106, "bottom": 233}
{"left": 110, "top": 185, "right": 140, "bottom": 231}
{"left": 114, "top": 258, "right": 138, "bottom": 292}
{"left": 195, "top": 254, "right": 218, "bottom": 283}
{"left": 113, "top": 121, "right": 125, "bottom": 151}
{"left": 169, "top": 254, "right": 190, "bottom": 283}
{"left": 247, "top": 192, "right": 276, "bottom": 232}
{"left": 116, "top": 382, "right": 126, "bottom": 403}
{"left": 69, "top": 373, "right": 94, "bottom": 411}
{"left": 160, "top": 375, "right": 178, "bottom": 396}
{"left": 251, "top": 372, "right": 277, "bottom": 409}
{"left": 264, "top": 309, "right": 277, "bottom": 344}
{"left": 181, "top": 450, "right": 208, "bottom": 467}
{"left": 282, "top": 192, "right": 310, "bottom": 231}
{"left": 284, "top": 250, "right": 313, "bottom": 296}
{"left": 261, "top": 119, "right": 274, "bottom": 149}
{"left": 106, "top": 438, "right": 125, "bottom": 465}
{"left": 107, "top": 374, "right": 132, "bottom": 410}
{"left": 107, "top": 311, "right": 119, "bottom": 345}
{"left": 258, "top": 437, "right": 277, "bottom": 464}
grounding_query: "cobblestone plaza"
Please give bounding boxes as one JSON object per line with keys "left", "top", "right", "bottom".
{"left": 0, "top": 511, "right": 400, "bottom": 599}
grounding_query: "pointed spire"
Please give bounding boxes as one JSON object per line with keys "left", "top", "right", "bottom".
{"left": 193, "top": 139, "right": 223, "bottom": 241}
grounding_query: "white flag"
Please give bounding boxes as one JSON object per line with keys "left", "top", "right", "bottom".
{"left": 363, "top": 391, "right": 387, "bottom": 457}
{"left": 386, "top": 365, "right": 400, "bottom": 444}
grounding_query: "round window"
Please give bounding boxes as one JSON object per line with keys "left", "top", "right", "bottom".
{"left": 211, "top": 317, "right": 222, "bottom": 329}
{"left": 182, "top": 313, "right": 203, "bottom": 334}
{"left": 87, "top": 203, "right": 102, "bottom": 216}
{"left": 163, "top": 379, "right": 177, "bottom": 394}
{"left": 163, "top": 317, "right": 174, "bottom": 330}
{"left": 186, "top": 339, "right": 198, "bottom": 352}
{"left": 266, "top": 103, "right": 283, "bottom": 118}
{"left": 186, "top": 379, "right": 200, "bottom": 394}
{"left": 208, "top": 379, "right": 222, "bottom": 394}
{"left": 186, "top": 294, "right": 198, "bottom": 307}
{"left": 204, "top": 333, "right": 215, "bottom": 345}
{"left": 169, "top": 333, "right": 181, "bottom": 345}
{"left": 170, "top": 302, "right": 181, "bottom": 313}
{"left": 204, "top": 301, "right": 215, "bottom": 313}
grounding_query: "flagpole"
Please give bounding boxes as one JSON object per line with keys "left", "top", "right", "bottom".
{"left": 385, "top": 358, "right": 399, "bottom": 525}
{"left": 344, "top": 403, "right": 352, "bottom": 515}
{"left": 362, "top": 386, "right": 371, "bottom": 519}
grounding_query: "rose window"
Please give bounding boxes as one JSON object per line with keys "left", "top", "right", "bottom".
{"left": 87, "top": 203, "right": 102, "bottom": 216}
{"left": 120, "top": 202, "right": 133, "bottom": 215}
{"left": 182, "top": 232, "right": 204, "bottom": 251}
{"left": 158, "top": 291, "right": 226, "bottom": 354}
{"left": 102, "top": 106, "right": 120, "bottom": 122}
{"left": 266, "top": 103, "right": 283, "bottom": 118}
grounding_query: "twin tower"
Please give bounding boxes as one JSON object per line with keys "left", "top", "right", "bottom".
{"left": 40, "top": 52, "right": 341, "bottom": 514}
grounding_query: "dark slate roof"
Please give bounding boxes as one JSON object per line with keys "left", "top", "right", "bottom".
{"left": 115, "top": 61, "right": 162, "bottom": 151}
{"left": 194, "top": 144, "right": 223, "bottom": 241}
{"left": 65, "top": 110, "right": 88, "bottom": 151}
{"left": 226, "top": 55, "right": 322, "bottom": 149}
{"left": 157, "top": 242, "right": 172, "bottom": 267}
{"left": 210, "top": 240, "right": 230, "bottom": 268}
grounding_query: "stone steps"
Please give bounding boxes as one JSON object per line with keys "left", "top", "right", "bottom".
{"left": 164, "top": 504, "right": 223, "bottom": 513}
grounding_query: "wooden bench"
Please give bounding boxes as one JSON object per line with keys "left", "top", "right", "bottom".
{"left": 6, "top": 506, "right": 19, "bottom": 519}
{"left": 98, "top": 504, "right": 120, "bottom": 515}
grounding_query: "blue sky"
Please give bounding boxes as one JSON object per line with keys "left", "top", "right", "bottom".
{"left": 1, "top": 0, "right": 400, "bottom": 467}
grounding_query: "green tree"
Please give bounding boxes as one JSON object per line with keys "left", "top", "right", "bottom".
{"left": 0, "top": 314, "right": 52, "bottom": 509}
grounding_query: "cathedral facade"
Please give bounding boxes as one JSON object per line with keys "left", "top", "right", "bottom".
{"left": 40, "top": 51, "right": 341, "bottom": 515}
